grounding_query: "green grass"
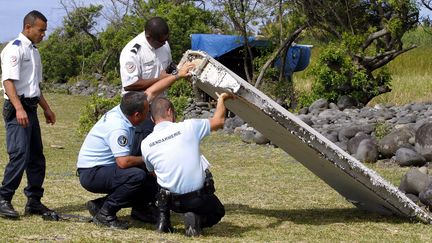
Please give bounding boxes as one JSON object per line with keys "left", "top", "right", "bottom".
{"left": 369, "top": 46, "right": 432, "bottom": 105}
{"left": 0, "top": 93, "right": 431, "bottom": 242}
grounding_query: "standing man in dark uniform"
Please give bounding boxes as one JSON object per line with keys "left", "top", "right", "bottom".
{"left": 0, "top": 10, "right": 57, "bottom": 219}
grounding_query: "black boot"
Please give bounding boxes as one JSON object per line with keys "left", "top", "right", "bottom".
{"left": 25, "top": 197, "right": 59, "bottom": 221}
{"left": 184, "top": 212, "right": 202, "bottom": 237}
{"left": 93, "top": 207, "right": 129, "bottom": 230}
{"left": 0, "top": 196, "right": 19, "bottom": 219}
{"left": 86, "top": 196, "right": 107, "bottom": 217}
{"left": 155, "top": 189, "right": 173, "bottom": 233}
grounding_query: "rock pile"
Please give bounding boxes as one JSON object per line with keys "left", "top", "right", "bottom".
{"left": 44, "top": 80, "right": 120, "bottom": 98}
{"left": 399, "top": 167, "right": 432, "bottom": 210}
{"left": 184, "top": 98, "right": 432, "bottom": 168}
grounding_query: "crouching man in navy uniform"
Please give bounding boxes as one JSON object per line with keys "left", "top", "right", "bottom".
{"left": 141, "top": 93, "right": 233, "bottom": 236}
{"left": 0, "top": 10, "right": 58, "bottom": 220}
{"left": 77, "top": 61, "right": 195, "bottom": 229}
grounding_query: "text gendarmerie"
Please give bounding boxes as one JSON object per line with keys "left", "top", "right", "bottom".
{"left": 149, "top": 131, "right": 181, "bottom": 147}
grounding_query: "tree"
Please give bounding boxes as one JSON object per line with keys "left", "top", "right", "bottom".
{"left": 211, "top": 0, "right": 306, "bottom": 108}
{"left": 422, "top": 0, "right": 432, "bottom": 10}
{"left": 61, "top": 1, "right": 103, "bottom": 50}
{"left": 211, "top": 0, "right": 271, "bottom": 83}
{"left": 293, "top": 0, "right": 419, "bottom": 105}
{"left": 39, "top": 3, "right": 105, "bottom": 82}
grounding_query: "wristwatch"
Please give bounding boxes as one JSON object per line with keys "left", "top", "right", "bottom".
{"left": 172, "top": 69, "right": 179, "bottom": 79}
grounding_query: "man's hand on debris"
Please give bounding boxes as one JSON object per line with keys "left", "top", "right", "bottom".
{"left": 178, "top": 62, "right": 195, "bottom": 79}
{"left": 215, "top": 92, "right": 234, "bottom": 102}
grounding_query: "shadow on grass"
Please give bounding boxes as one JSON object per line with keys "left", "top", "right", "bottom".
{"left": 53, "top": 203, "right": 87, "bottom": 214}
{"left": 225, "top": 203, "right": 408, "bottom": 225}
{"left": 50, "top": 203, "right": 155, "bottom": 230}
{"left": 49, "top": 203, "right": 411, "bottom": 237}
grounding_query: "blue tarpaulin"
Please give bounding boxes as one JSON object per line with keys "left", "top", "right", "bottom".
{"left": 191, "top": 34, "right": 312, "bottom": 77}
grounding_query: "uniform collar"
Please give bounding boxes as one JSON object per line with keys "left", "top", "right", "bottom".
{"left": 142, "top": 31, "right": 155, "bottom": 50}
{"left": 116, "top": 105, "right": 134, "bottom": 128}
{"left": 18, "top": 33, "right": 34, "bottom": 48}
{"left": 154, "top": 121, "right": 173, "bottom": 131}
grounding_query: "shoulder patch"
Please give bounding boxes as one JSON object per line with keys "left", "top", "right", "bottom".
{"left": 117, "top": 135, "right": 128, "bottom": 147}
{"left": 130, "top": 43, "right": 141, "bottom": 54}
{"left": 12, "top": 40, "right": 21, "bottom": 46}
{"left": 10, "top": 56, "right": 18, "bottom": 67}
{"left": 125, "top": 61, "right": 136, "bottom": 73}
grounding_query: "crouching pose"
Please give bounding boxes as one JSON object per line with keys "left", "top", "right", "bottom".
{"left": 76, "top": 92, "right": 158, "bottom": 229}
{"left": 76, "top": 60, "right": 194, "bottom": 229}
{"left": 141, "top": 93, "right": 233, "bottom": 236}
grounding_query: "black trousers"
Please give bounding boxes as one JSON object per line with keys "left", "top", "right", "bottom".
{"left": 130, "top": 113, "right": 154, "bottom": 156}
{"left": 171, "top": 193, "right": 225, "bottom": 228}
{"left": 78, "top": 165, "right": 157, "bottom": 214}
{"left": 0, "top": 106, "right": 45, "bottom": 201}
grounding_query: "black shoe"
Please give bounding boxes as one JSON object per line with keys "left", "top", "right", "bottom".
{"left": 93, "top": 209, "right": 129, "bottom": 230}
{"left": 184, "top": 212, "right": 202, "bottom": 237}
{"left": 0, "top": 199, "right": 19, "bottom": 219}
{"left": 86, "top": 196, "right": 106, "bottom": 217}
{"left": 131, "top": 205, "right": 158, "bottom": 224}
{"left": 24, "top": 198, "right": 54, "bottom": 215}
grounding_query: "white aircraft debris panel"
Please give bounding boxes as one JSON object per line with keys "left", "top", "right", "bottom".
{"left": 178, "top": 50, "right": 432, "bottom": 224}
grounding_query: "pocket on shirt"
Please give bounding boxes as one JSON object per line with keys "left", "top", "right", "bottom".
{"left": 141, "top": 61, "right": 155, "bottom": 77}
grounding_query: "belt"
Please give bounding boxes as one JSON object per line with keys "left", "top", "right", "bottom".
{"left": 17, "top": 96, "right": 40, "bottom": 110}
{"left": 170, "top": 188, "right": 206, "bottom": 202}
{"left": 22, "top": 97, "right": 40, "bottom": 106}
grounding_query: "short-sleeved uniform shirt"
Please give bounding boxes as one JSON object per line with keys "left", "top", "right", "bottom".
{"left": 141, "top": 119, "right": 211, "bottom": 194}
{"left": 77, "top": 105, "right": 135, "bottom": 168}
{"left": 119, "top": 32, "right": 172, "bottom": 94}
{"left": 1, "top": 33, "right": 42, "bottom": 99}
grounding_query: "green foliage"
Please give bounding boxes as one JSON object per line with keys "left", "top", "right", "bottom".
{"left": 296, "top": 91, "right": 319, "bottom": 109}
{"left": 63, "top": 4, "right": 103, "bottom": 38}
{"left": 308, "top": 40, "right": 391, "bottom": 105}
{"left": 39, "top": 30, "right": 92, "bottom": 83}
{"left": 152, "top": 2, "right": 224, "bottom": 61}
{"left": 167, "top": 78, "right": 194, "bottom": 118}
{"left": 169, "top": 96, "right": 190, "bottom": 121}
{"left": 374, "top": 121, "right": 392, "bottom": 139}
{"left": 167, "top": 78, "right": 194, "bottom": 98}
{"left": 77, "top": 95, "right": 121, "bottom": 136}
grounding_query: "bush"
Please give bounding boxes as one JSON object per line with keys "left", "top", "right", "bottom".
{"left": 308, "top": 42, "right": 391, "bottom": 105}
{"left": 77, "top": 95, "right": 121, "bottom": 136}
{"left": 168, "top": 78, "right": 194, "bottom": 118}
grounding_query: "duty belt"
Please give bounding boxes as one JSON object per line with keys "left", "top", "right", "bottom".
{"left": 170, "top": 188, "right": 207, "bottom": 202}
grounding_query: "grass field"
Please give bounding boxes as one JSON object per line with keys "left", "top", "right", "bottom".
{"left": 0, "top": 93, "right": 431, "bottom": 242}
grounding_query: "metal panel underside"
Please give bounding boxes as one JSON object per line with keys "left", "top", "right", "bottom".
{"left": 178, "top": 50, "right": 432, "bottom": 224}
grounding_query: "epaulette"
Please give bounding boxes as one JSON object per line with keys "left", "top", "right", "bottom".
{"left": 130, "top": 44, "right": 141, "bottom": 54}
{"left": 12, "top": 40, "right": 21, "bottom": 46}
